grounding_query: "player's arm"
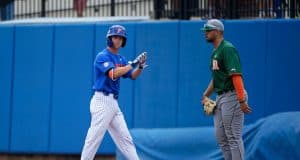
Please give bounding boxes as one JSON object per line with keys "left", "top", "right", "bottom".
{"left": 231, "top": 75, "right": 245, "bottom": 102}
{"left": 203, "top": 79, "right": 214, "bottom": 98}
{"left": 107, "top": 64, "right": 133, "bottom": 80}
{"left": 95, "top": 57, "right": 133, "bottom": 80}
{"left": 231, "top": 75, "right": 252, "bottom": 114}
{"left": 130, "top": 57, "right": 148, "bottom": 80}
{"left": 202, "top": 79, "right": 214, "bottom": 105}
{"left": 130, "top": 67, "right": 143, "bottom": 80}
{"left": 223, "top": 47, "right": 249, "bottom": 102}
{"left": 126, "top": 52, "right": 148, "bottom": 80}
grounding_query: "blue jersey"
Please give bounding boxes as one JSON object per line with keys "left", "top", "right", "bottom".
{"left": 93, "top": 48, "right": 132, "bottom": 95}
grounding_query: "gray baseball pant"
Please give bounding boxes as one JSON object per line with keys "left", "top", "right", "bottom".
{"left": 214, "top": 91, "right": 248, "bottom": 160}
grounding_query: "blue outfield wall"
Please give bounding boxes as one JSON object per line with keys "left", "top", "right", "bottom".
{"left": 134, "top": 21, "right": 180, "bottom": 128}
{"left": 265, "top": 20, "right": 300, "bottom": 115}
{"left": 0, "top": 19, "right": 299, "bottom": 154}
{"left": 10, "top": 25, "right": 54, "bottom": 153}
{"left": 178, "top": 21, "right": 214, "bottom": 127}
{"left": 0, "top": 25, "right": 14, "bottom": 152}
{"left": 49, "top": 24, "right": 95, "bottom": 154}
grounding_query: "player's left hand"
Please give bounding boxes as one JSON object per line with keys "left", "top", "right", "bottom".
{"left": 130, "top": 52, "right": 147, "bottom": 68}
{"left": 202, "top": 96, "right": 216, "bottom": 115}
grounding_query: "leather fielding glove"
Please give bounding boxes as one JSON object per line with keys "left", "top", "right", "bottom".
{"left": 203, "top": 97, "right": 217, "bottom": 115}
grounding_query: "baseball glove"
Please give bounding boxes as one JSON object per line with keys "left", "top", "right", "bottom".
{"left": 203, "top": 97, "right": 216, "bottom": 115}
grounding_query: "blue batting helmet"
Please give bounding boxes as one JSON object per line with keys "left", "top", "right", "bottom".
{"left": 106, "top": 25, "right": 127, "bottom": 47}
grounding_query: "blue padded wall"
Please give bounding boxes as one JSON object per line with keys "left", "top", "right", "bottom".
{"left": 0, "top": 26, "right": 14, "bottom": 152}
{"left": 10, "top": 25, "right": 54, "bottom": 153}
{"left": 224, "top": 20, "right": 268, "bottom": 124}
{"left": 265, "top": 20, "right": 300, "bottom": 115}
{"left": 134, "top": 21, "right": 179, "bottom": 128}
{"left": 177, "top": 21, "right": 214, "bottom": 127}
{"left": 1, "top": 20, "right": 300, "bottom": 155}
{"left": 49, "top": 24, "right": 95, "bottom": 153}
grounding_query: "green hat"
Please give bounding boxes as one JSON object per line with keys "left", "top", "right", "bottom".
{"left": 201, "top": 19, "right": 224, "bottom": 31}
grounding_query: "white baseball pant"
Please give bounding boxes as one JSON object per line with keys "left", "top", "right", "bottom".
{"left": 81, "top": 92, "right": 139, "bottom": 160}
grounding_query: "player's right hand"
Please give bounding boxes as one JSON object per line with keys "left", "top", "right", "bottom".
{"left": 240, "top": 102, "right": 252, "bottom": 114}
{"left": 130, "top": 52, "right": 147, "bottom": 68}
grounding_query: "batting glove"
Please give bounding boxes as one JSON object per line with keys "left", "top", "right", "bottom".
{"left": 129, "top": 52, "right": 147, "bottom": 68}
{"left": 137, "top": 52, "right": 147, "bottom": 64}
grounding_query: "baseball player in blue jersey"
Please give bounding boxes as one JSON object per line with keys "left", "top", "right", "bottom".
{"left": 81, "top": 25, "right": 147, "bottom": 160}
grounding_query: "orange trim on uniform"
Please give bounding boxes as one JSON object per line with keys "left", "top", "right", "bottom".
{"left": 108, "top": 69, "right": 114, "bottom": 79}
{"left": 232, "top": 75, "right": 245, "bottom": 102}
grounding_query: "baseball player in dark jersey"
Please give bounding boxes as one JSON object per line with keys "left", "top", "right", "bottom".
{"left": 81, "top": 25, "right": 147, "bottom": 160}
{"left": 201, "top": 19, "right": 252, "bottom": 160}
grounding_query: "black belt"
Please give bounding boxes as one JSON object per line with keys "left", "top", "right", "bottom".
{"left": 97, "top": 90, "right": 119, "bottom": 100}
{"left": 217, "top": 89, "right": 234, "bottom": 95}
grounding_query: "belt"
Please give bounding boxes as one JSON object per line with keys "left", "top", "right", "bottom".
{"left": 217, "top": 89, "right": 234, "bottom": 95}
{"left": 96, "top": 90, "right": 119, "bottom": 100}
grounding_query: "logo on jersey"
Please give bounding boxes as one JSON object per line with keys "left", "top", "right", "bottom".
{"left": 212, "top": 60, "right": 220, "bottom": 70}
{"left": 231, "top": 68, "right": 236, "bottom": 72}
{"left": 103, "top": 62, "right": 109, "bottom": 68}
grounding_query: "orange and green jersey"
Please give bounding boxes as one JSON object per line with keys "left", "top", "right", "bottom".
{"left": 210, "top": 40, "right": 242, "bottom": 93}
